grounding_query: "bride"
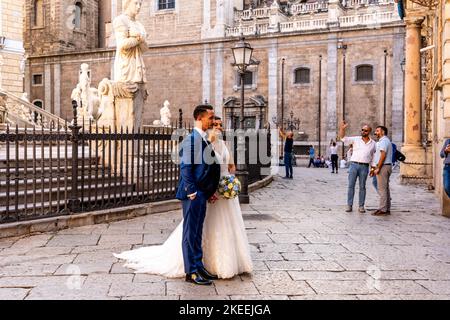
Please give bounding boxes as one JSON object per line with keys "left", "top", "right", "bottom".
{"left": 114, "top": 117, "right": 253, "bottom": 279}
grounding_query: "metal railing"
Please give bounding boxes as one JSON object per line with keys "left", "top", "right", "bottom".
{"left": 0, "top": 105, "right": 271, "bottom": 224}
{"left": 0, "top": 90, "right": 67, "bottom": 129}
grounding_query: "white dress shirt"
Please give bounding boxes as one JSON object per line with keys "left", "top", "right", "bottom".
{"left": 341, "top": 136, "right": 376, "bottom": 164}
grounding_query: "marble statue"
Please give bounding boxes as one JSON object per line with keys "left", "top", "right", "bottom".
{"left": 113, "top": 0, "right": 147, "bottom": 84}
{"left": 70, "top": 63, "right": 100, "bottom": 123}
{"left": 153, "top": 100, "right": 172, "bottom": 126}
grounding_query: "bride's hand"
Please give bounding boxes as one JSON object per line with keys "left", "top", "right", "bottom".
{"left": 208, "top": 193, "right": 218, "bottom": 204}
{"left": 228, "top": 164, "right": 236, "bottom": 174}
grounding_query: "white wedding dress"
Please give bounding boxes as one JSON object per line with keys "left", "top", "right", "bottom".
{"left": 113, "top": 139, "right": 253, "bottom": 279}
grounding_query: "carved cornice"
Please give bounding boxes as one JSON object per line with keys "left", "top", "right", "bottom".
{"left": 408, "top": 0, "right": 438, "bottom": 9}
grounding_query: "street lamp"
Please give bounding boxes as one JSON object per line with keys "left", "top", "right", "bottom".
{"left": 232, "top": 35, "right": 254, "bottom": 204}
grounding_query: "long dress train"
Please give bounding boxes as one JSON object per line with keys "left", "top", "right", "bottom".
{"left": 113, "top": 139, "right": 253, "bottom": 279}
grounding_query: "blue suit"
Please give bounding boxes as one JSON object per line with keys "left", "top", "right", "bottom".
{"left": 176, "top": 129, "right": 221, "bottom": 274}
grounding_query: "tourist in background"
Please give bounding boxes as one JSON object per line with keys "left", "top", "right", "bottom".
{"left": 370, "top": 126, "right": 393, "bottom": 216}
{"left": 330, "top": 142, "right": 339, "bottom": 174}
{"left": 279, "top": 128, "right": 294, "bottom": 179}
{"left": 339, "top": 121, "right": 376, "bottom": 213}
{"left": 308, "top": 146, "right": 315, "bottom": 168}
{"left": 440, "top": 139, "right": 450, "bottom": 198}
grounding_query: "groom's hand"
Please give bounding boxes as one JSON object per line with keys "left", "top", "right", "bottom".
{"left": 188, "top": 192, "right": 197, "bottom": 200}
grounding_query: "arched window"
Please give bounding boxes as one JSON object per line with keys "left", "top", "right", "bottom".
{"left": 74, "top": 2, "right": 82, "bottom": 29}
{"left": 294, "top": 67, "right": 310, "bottom": 84}
{"left": 33, "top": 0, "right": 44, "bottom": 27}
{"left": 356, "top": 64, "right": 374, "bottom": 82}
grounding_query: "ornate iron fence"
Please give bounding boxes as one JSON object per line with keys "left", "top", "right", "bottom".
{"left": 0, "top": 105, "right": 271, "bottom": 224}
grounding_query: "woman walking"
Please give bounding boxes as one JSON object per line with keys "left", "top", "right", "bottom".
{"left": 330, "top": 142, "right": 339, "bottom": 174}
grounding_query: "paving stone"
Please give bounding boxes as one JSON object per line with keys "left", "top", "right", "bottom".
{"left": 179, "top": 295, "right": 231, "bottom": 300}
{"left": 0, "top": 276, "right": 87, "bottom": 288}
{"left": 266, "top": 261, "right": 344, "bottom": 271}
{"left": 46, "top": 235, "right": 100, "bottom": 247}
{"left": 288, "top": 271, "right": 369, "bottom": 281}
{"left": 0, "top": 264, "right": 60, "bottom": 277}
{"left": 0, "top": 288, "right": 30, "bottom": 300}
{"left": 54, "top": 263, "right": 113, "bottom": 275}
{"left": 307, "top": 280, "right": 379, "bottom": 295}
{"left": 10, "top": 234, "right": 53, "bottom": 249}
{"left": 299, "top": 244, "right": 349, "bottom": 253}
{"left": 26, "top": 283, "right": 115, "bottom": 300}
{"left": 281, "top": 253, "right": 323, "bottom": 261}
{"left": 166, "top": 281, "right": 217, "bottom": 296}
{"left": 214, "top": 278, "right": 259, "bottom": 295}
{"left": 415, "top": 281, "right": 450, "bottom": 294}
{"left": 250, "top": 252, "right": 284, "bottom": 261}
{"left": 374, "top": 280, "right": 432, "bottom": 295}
{"left": 229, "top": 295, "right": 289, "bottom": 300}
{"left": 268, "top": 234, "right": 309, "bottom": 244}
{"left": 123, "top": 295, "right": 179, "bottom": 300}
{"left": 251, "top": 271, "right": 315, "bottom": 295}
{"left": 133, "top": 274, "right": 166, "bottom": 283}
{"left": 98, "top": 234, "right": 143, "bottom": 246}
{"left": 84, "top": 274, "right": 134, "bottom": 286}
{"left": 289, "top": 294, "right": 359, "bottom": 300}
{"left": 108, "top": 281, "right": 165, "bottom": 297}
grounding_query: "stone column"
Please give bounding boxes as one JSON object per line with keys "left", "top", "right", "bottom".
{"left": 268, "top": 40, "right": 279, "bottom": 174}
{"left": 214, "top": 43, "right": 224, "bottom": 118}
{"left": 400, "top": 15, "right": 427, "bottom": 183}
{"left": 53, "top": 63, "right": 61, "bottom": 117}
{"left": 441, "top": 3, "right": 450, "bottom": 216}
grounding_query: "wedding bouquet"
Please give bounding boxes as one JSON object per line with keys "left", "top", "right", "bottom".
{"left": 217, "top": 175, "right": 241, "bottom": 199}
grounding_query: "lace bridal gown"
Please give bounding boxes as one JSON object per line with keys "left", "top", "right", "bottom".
{"left": 113, "top": 139, "right": 253, "bottom": 279}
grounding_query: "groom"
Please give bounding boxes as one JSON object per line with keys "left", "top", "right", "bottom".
{"left": 176, "top": 104, "right": 221, "bottom": 285}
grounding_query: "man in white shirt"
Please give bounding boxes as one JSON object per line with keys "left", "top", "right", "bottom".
{"left": 339, "top": 121, "right": 376, "bottom": 213}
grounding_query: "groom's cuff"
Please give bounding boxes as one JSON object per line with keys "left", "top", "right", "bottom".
{"left": 187, "top": 192, "right": 197, "bottom": 198}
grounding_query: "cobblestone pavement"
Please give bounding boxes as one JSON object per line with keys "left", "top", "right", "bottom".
{"left": 1, "top": 167, "right": 450, "bottom": 300}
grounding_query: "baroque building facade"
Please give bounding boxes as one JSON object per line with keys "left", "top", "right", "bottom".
{"left": 399, "top": 0, "right": 450, "bottom": 216}
{"left": 23, "top": 0, "right": 404, "bottom": 157}
{"left": 0, "top": 0, "right": 25, "bottom": 96}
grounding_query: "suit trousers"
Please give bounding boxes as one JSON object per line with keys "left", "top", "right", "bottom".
{"left": 376, "top": 164, "right": 392, "bottom": 212}
{"left": 181, "top": 192, "right": 207, "bottom": 274}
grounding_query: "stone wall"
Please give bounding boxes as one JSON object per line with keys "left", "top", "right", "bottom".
{"left": 26, "top": 24, "right": 404, "bottom": 154}
{"left": 0, "top": 0, "right": 24, "bottom": 96}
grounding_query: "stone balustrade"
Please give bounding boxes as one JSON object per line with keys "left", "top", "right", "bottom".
{"left": 227, "top": 0, "right": 400, "bottom": 37}
{"left": 290, "top": 1, "right": 329, "bottom": 15}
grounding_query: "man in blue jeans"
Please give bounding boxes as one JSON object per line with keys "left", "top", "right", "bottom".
{"left": 339, "top": 121, "right": 376, "bottom": 213}
{"left": 440, "top": 139, "right": 450, "bottom": 198}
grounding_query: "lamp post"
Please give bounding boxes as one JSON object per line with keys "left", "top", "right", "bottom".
{"left": 383, "top": 49, "right": 388, "bottom": 126}
{"left": 232, "top": 35, "right": 254, "bottom": 204}
{"left": 338, "top": 41, "right": 347, "bottom": 159}
{"left": 318, "top": 54, "right": 322, "bottom": 157}
{"left": 400, "top": 57, "right": 406, "bottom": 143}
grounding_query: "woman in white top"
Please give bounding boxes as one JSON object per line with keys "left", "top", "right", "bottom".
{"left": 330, "top": 142, "right": 339, "bottom": 173}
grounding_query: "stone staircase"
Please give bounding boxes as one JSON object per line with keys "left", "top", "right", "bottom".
{"left": 0, "top": 90, "right": 180, "bottom": 222}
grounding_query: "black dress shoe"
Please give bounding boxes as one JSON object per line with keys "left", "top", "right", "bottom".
{"left": 185, "top": 272, "right": 212, "bottom": 285}
{"left": 198, "top": 267, "right": 219, "bottom": 280}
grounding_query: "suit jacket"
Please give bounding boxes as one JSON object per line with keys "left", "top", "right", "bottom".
{"left": 176, "top": 129, "right": 221, "bottom": 200}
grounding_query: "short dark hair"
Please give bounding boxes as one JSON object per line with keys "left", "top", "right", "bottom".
{"left": 193, "top": 104, "right": 213, "bottom": 120}
{"left": 214, "top": 116, "right": 222, "bottom": 121}
{"left": 377, "top": 125, "right": 388, "bottom": 135}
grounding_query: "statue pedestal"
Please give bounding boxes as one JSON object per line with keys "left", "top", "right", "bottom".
{"left": 115, "top": 83, "right": 146, "bottom": 131}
